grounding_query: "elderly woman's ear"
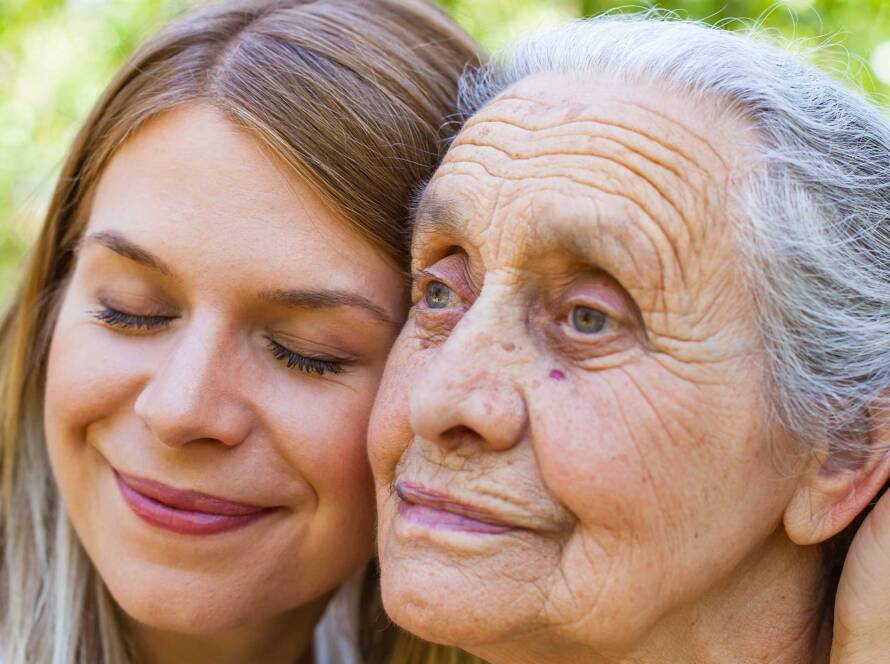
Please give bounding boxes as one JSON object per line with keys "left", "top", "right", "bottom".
{"left": 784, "top": 423, "right": 890, "bottom": 546}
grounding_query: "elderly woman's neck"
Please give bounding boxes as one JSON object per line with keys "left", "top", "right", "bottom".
{"left": 661, "top": 528, "right": 832, "bottom": 664}
{"left": 471, "top": 529, "right": 832, "bottom": 664}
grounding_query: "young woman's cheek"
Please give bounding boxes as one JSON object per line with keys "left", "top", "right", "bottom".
{"left": 45, "top": 299, "right": 147, "bottom": 447}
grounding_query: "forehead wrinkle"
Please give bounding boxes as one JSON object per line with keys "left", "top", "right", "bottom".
{"left": 451, "top": 119, "right": 722, "bottom": 267}
{"left": 460, "top": 99, "right": 736, "bottom": 259}
{"left": 451, "top": 127, "right": 688, "bottom": 186}
{"left": 522, "top": 149, "right": 693, "bottom": 289}
{"left": 502, "top": 179, "right": 678, "bottom": 313}
{"left": 438, "top": 152, "right": 690, "bottom": 295}
{"left": 465, "top": 93, "right": 721, "bottom": 175}
{"left": 426, "top": 89, "right": 738, "bottom": 316}
{"left": 453, "top": 113, "right": 717, "bottom": 219}
{"left": 426, "top": 146, "right": 689, "bottom": 314}
{"left": 424, "top": 163, "right": 712, "bottom": 348}
{"left": 460, "top": 92, "right": 742, "bottom": 266}
{"left": 557, "top": 153, "right": 690, "bottom": 292}
{"left": 458, "top": 114, "right": 696, "bottom": 182}
{"left": 622, "top": 98, "right": 731, "bottom": 171}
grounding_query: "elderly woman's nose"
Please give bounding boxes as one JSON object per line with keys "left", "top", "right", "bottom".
{"left": 409, "top": 309, "right": 529, "bottom": 452}
{"left": 133, "top": 321, "right": 253, "bottom": 449}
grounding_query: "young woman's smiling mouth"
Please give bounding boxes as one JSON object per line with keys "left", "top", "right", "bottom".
{"left": 114, "top": 470, "right": 277, "bottom": 535}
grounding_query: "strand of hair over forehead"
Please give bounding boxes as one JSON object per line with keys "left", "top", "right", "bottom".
{"left": 457, "top": 9, "right": 890, "bottom": 456}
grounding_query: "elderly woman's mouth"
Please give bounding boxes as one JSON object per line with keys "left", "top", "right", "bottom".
{"left": 395, "top": 481, "right": 519, "bottom": 535}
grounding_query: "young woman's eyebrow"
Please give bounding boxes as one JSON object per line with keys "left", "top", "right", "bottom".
{"left": 259, "top": 288, "right": 399, "bottom": 328}
{"left": 80, "top": 230, "right": 175, "bottom": 278}
{"left": 77, "top": 232, "right": 396, "bottom": 326}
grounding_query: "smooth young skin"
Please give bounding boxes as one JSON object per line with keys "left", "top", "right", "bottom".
{"left": 45, "top": 105, "right": 404, "bottom": 664}
{"left": 370, "top": 74, "right": 890, "bottom": 664}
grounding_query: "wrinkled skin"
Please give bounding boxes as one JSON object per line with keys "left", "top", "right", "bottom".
{"left": 45, "top": 105, "right": 404, "bottom": 664}
{"left": 370, "top": 74, "right": 890, "bottom": 664}
{"left": 832, "top": 489, "right": 890, "bottom": 663}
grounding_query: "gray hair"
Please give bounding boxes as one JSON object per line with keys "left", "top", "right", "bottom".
{"left": 456, "top": 12, "right": 890, "bottom": 457}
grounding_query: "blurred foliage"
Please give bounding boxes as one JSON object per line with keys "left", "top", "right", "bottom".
{"left": 1, "top": 0, "right": 889, "bottom": 302}
{"left": 0, "top": 0, "right": 197, "bottom": 299}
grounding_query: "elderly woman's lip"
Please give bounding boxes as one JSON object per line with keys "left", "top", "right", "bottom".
{"left": 395, "top": 481, "right": 519, "bottom": 533}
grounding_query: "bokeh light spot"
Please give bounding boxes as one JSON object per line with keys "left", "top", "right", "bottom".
{"left": 871, "top": 40, "right": 890, "bottom": 86}
{"left": 781, "top": 0, "right": 815, "bottom": 10}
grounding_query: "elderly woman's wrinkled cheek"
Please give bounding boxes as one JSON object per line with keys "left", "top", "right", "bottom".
{"left": 372, "top": 295, "right": 791, "bottom": 654}
{"left": 514, "top": 339, "right": 802, "bottom": 641}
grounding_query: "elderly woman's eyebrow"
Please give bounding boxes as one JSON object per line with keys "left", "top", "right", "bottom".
{"left": 411, "top": 195, "right": 463, "bottom": 248}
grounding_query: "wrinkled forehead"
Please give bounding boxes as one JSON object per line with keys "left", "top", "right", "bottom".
{"left": 413, "top": 72, "right": 753, "bottom": 291}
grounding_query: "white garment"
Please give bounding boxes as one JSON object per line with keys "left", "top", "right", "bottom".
{"left": 311, "top": 568, "right": 365, "bottom": 664}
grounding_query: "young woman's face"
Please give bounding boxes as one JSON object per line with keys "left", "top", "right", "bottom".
{"left": 44, "top": 104, "right": 404, "bottom": 633}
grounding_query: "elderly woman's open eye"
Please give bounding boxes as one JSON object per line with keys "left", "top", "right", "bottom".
{"left": 571, "top": 305, "right": 607, "bottom": 334}
{"left": 424, "top": 281, "right": 454, "bottom": 309}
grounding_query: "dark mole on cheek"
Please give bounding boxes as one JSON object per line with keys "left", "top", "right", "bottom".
{"left": 549, "top": 369, "right": 566, "bottom": 381}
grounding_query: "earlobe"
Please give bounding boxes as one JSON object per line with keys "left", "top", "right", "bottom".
{"left": 784, "top": 444, "right": 890, "bottom": 546}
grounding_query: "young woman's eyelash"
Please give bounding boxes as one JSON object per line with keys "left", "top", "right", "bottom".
{"left": 92, "top": 306, "right": 174, "bottom": 330}
{"left": 93, "top": 309, "right": 344, "bottom": 375}
{"left": 265, "top": 338, "right": 345, "bottom": 376}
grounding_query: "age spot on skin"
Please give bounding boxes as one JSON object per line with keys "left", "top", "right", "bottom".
{"left": 565, "top": 102, "right": 587, "bottom": 120}
{"left": 549, "top": 369, "right": 566, "bottom": 381}
{"left": 501, "top": 341, "right": 516, "bottom": 352}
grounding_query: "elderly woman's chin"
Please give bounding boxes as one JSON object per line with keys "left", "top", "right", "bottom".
{"left": 375, "top": 500, "right": 557, "bottom": 652}
{"left": 375, "top": 523, "right": 573, "bottom": 655}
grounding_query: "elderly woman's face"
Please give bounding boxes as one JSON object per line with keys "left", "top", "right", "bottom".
{"left": 369, "top": 75, "right": 810, "bottom": 659}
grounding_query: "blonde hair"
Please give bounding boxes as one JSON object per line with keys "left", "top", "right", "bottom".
{"left": 390, "top": 637, "right": 488, "bottom": 664}
{"left": 0, "top": 1, "right": 482, "bottom": 661}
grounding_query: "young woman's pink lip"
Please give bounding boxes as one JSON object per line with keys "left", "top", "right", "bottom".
{"left": 395, "top": 481, "right": 516, "bottom": 534}
{"left": 114, "top": 470, "right": 276, "bottom": 535}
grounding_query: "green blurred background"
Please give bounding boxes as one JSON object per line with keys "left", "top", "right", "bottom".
{"left": 2, "top": 0, "right": 889, "bottom": 302}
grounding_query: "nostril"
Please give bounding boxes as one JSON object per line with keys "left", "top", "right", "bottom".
{"left": 440, "top": 425, "right": 479, "bottom": 445}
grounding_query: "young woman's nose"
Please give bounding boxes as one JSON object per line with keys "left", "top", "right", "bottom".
{"left": 133, "top": 319, "right": 253, "bottom": 448}
{"left": 409, "top": 301, "right": 529, "bottom": 453}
